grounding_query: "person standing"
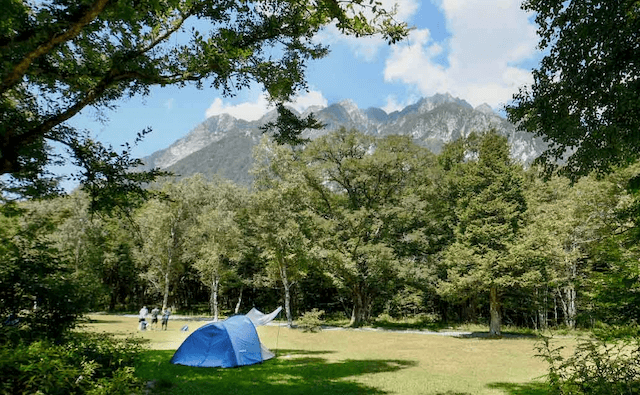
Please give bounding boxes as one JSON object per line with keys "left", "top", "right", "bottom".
{"left": 138, "top": 305, "right": 148, "bottom": 330}
{"left": 150, "top": 307, "right": 160, "bottom": 330}
{"left": 161, "top": 308, "right": 171, "bottom": 330}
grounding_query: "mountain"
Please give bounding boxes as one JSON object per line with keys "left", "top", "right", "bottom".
{"left": 141, "top": 93, "right": 545, "bottom": 185}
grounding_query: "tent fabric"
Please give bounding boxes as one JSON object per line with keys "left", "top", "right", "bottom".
{"left": 170, "top": 307, "right": 281, "bottom": 368}
{"left": 246, "top": 306, "right": 283, "bottom": 327}
{"left": 260, "top": 343, "right": 275, "bottom": 361}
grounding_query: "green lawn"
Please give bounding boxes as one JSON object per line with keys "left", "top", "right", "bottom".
{"left": 82, "top": 315, "right": 574, "bottom": 395}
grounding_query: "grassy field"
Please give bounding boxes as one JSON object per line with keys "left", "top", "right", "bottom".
{"left": 82, "top": 314, "right": 575, "bottom": 395}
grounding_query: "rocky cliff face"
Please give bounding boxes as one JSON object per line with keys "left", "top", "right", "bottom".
{"left": 141, "top": 93, "right": 545, "bottom": 185}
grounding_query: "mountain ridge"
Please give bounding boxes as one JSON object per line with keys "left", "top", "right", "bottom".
{"left": 141, "top": 93, "right": 545, "bottom": 185}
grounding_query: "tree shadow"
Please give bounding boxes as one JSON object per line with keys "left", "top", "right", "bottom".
{"left": 275, "top": 349, "right": 336, "bottom": 356}
{"left": 370, "top": 319, "right": 451, "bottom": 332}
{"left": 487, "top": 381, "right": 549, "bottom": 395}
{"left": 137, "top": 349, "right": 416, "bottom": 395}
{"left": 456, "top": 332, "right": 537, "bottom": 340}
{"left": 80, "top": 318, "right": 122, "bottom": 324}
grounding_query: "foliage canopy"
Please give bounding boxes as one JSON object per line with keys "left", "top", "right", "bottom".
{"left": 0, "top": 0, "right": 408, "bottom": 202}
{"left": 507, "top": 0, "right": 640, "bottom": 179}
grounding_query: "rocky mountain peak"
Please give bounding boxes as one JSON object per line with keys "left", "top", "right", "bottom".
{"left": 140, "top": 93, "right": 545, "bottom": 185}
{"left": 475, "top": 103, "right": 495, "bottom": 115}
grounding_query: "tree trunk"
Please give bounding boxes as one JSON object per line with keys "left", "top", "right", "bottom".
{"left": 162, "top": 271, "right": 170, "bottom": 312}
{"left": 489, "top": 285, "right": 501, "bottom": 337}
{"left": 536, "top": 287, "right": 548, "bottom": 330}
{"left": 349, "top": 287, "right": 367, "bottom": 327}
{"left": 553, "top": 294, "right": 559, "bottom": 326}
{"left": 280, "top": 262, "right": 293, "bottom": 327}
{"left": 234, "top": 286, "right": 243, "bottom": 314}
{"left": 163, "top": 225, "right": 177, "bottom": 312}
{"left": 210, "top": 275, "right": 219, "bottom": 321}
{"left": 109, "top": 291, "right": 117, "bottom": 311}
{"left": 557, "top": 285, "right": 576, "bottom": 329}
{"left": 564, "top": 285, "right": 576, "bottom": 329}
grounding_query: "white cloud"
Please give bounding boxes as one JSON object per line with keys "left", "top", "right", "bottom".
{"left": 205, "top": 95, "right": 271, "bottom": 121}
{"left": 289, "top": 90, "right": 328, "bottom": 113}
{"left": 382, "top": 94, "right": 420, "bottom": 114}
{"left": 205, "top": 90, "right": 328, "bottom": 121}
{"left": 382, "top": 96, "right": 405, "bottom": 113}
{"left": 317, "top": 0, "right": 421, "bottom": 62}
{"left": 384, "top": 0, "right": 539, "bottom": 108}
{"left": 164, "top": 98, "right": 174, "bottom": 110}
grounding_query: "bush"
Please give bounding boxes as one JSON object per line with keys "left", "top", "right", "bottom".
{"left": 0, "top": 218, "right": 89, "bottom": 341}
{"left": 384, "top": 286, "right": 428, "bottom": 318}
{"left": 536, "top": 335, "right": 640, "bottom": 395}
{"left": 373, "top": 312, "right": 440, "bottom": 330}
{"left": 0, "top": 332, "right": 143, "bottom": 395}
{"left": 592, "top": 322, "right": 640, "bottom": 341}
{"left": 297, "top": 309, "right": 325, "bottom": 332}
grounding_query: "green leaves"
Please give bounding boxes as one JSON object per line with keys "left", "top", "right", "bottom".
{"left": 296, "top": 129, "right": 432, "bottom": 325}
{"left": 508, "top": 0, "right": 640, "bottom": 179}
{"left": 438, "top": 131, "right": 528, "bottom": 334}
{"left": 1, "top": 0, "right": 409, "bottom": 199}
{"left": 260, "top": 103, "right": 324, "bottom": 146}
{"left": 66, "top": 129, "right": 170, "bottom": 214}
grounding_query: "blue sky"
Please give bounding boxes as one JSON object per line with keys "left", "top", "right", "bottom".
{"left": 70, "top": 0, "right": 543, "bottom": 160}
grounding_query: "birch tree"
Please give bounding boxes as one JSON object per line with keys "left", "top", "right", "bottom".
{"left": 135, "top": 176, "right": 209, "bottom": 311}
{"left": 188, "top": 178, "right": 248, "bottom": 320}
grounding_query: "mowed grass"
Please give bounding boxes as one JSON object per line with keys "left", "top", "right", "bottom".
{"left": 81, "top": 314, "right": 575, "bottom": 395}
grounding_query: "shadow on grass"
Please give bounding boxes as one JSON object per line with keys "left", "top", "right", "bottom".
{"left": 487, "top": 382, "right": 549, "bottom": 395}
{"left": 136, "top": 349, "right": 416, "bottom": 395}
{"left": 275, "top": 349, "right": 336, "bottom": 356}
{"left": 79, "top": 317, "right": 123, "bottom": 324}
{"left": 371, "top": 319, "right": 448, "bottom": 332}
{"left": 455, "top": 332, "right": 538, "bottom": 340}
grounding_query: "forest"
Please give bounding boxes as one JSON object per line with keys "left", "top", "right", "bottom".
{"left": 3, "top": 128, "right": 639, "bottom": 338}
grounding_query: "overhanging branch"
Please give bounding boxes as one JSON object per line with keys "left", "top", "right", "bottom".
{"left": 1, "top": 0, "right": 111, "bottom": 94}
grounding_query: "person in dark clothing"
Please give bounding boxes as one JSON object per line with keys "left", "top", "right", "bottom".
{"left": 161, "top": 308, "right": 171, "bottom": 330}
{"left": 150, "top": 307, "right": 160, "bottom": 330}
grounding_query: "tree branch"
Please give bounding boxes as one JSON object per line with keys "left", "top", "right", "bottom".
{"left": 2, "top": 65, "right": 205, "bottom": 175}
{"left": 1, "top": 0, "right": 111, "bottom": 94}
{"left": 137, "top": 9, "right": 195, "bottom": 55}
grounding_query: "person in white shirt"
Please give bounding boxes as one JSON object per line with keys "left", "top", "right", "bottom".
{"left": 138, "top": 306, "right": 149, "bottom": 330}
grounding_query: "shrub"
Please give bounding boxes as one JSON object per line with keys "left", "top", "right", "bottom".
{"left": 592, "top": 322, "right": 640, "bottom": 341}
{"left": 0, "top": 332, "right": 143, "bottom": 395}
{"left": 297, "top": 309, "right": 325, "bottom": 332}
{"left": 536, "top": 335, "right": 640, "bottom": 395}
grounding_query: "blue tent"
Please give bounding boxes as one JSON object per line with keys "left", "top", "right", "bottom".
{"left": 170, "top": 308, "right": 281, "bottom": 368}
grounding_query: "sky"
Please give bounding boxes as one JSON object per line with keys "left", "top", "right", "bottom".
{"left": 70, "top": 0, "right": 543, "bottom": 160}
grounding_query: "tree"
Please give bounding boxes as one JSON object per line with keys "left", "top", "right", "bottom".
{"left": 1, "top": 0, "right": 408, "bottom": 198}
{"left": 0, "top": 201, "right": 89, "bottom": 339}
{"left": 251, "top": 139, "right": 315, "bottom": 326}
{"left": 507, "top": 0, "right": 640, "bottom": 179}
{"left": 438, "top": 131, "right": 528, "bottom": 336}
{"left": 299, "top": 129, "right": 429, "bottom": 326}
{"left": 188, "top": 177, "right": 248, "bottom": 320}
{"left": 579, "top": 163, "right": 640, "bottom": 326}
{"left": 135, "top": 176, "right": 209, "bottom": 311}
{"left": 51, "top": 192, "right": 134, "bottom": 310}
{"left": 250, "top": 187, "right": 312, "bottom": 327}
